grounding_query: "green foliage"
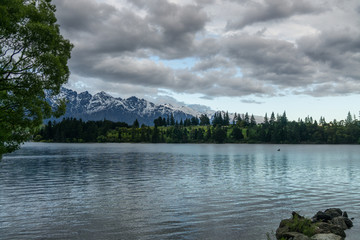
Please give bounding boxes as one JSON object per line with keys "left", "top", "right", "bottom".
{"left": 34, "top": 112, "right": 360, "bottom": 145}
{"left": 287, "top": 215, "right": 316, "bottom": 237}
{"left": 213, "top": 125, "right": 227, "bottom": 143}
{"left": 33, "top": 135, "right": 42, "bottom": 142}
{"left": 0, "top": 0, "right": 73, "bottom": 154}
{"left": 199, "top": 114, "right": 210, "bottom": 125}
{"left": 36, "top": 118, "right": 128, "bottom": 143}
{"left": 132, "top": 119, "right": 139, "bottom": 128}
{"left": 212, "top": 112, "right": 230, "bottom": 126}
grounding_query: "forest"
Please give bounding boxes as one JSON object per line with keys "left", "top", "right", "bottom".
{"left": 34, "top": 112, "right": 360, "bottom": 144}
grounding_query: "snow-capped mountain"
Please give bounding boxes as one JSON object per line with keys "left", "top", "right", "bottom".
{"left": 46, "top": 88, "right": 197, "bottom": 125}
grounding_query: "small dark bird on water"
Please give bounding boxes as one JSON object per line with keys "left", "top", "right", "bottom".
{"left": 277, "top": 149, "right": 280, "bottom": 151}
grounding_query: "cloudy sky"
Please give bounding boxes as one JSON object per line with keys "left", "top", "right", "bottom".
{"left": 53, "top": 0, "right": 360, "bottom": 121}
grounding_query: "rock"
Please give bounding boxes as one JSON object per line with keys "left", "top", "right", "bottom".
{"left": 315, "top": 222, "right": 346, "bottom": 238}
{"left": 294, "top": 234, "right": 312, "bottom": 240}
{"left": 276, "top": 209, "right": 352, "bottom": 240}
{"left": 282, "top": 232, "right": 311, "bottom": 240}
{"left": 325, "top": 209, "right": 343, "bottom": 219}
{"left": 330, "top": 217, "right": 348, "bottom": 230}
{"left": 313, "top": 211, "right": 332, "bottom": 222}
{"left": 311, "top": 233, "right": 343, "bottom": 240}
{"left": 343, "top": 218, "right": 353, "bottom": 229}
{"left": 293, "top": 211, "right": 305, "bottom": 219}
{"left": 276, "top": 219, "right": 291, "bottom": 239}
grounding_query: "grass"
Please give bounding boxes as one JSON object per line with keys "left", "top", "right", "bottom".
{"left": 287, "top": 214, "right": 316, "bottom": 237}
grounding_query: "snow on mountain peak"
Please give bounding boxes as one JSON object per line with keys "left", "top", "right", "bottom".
{"left": 47, "top": 88, "right": 266, "bottom": 125}
{"left": 94, "top": 91, "right": 113, "bottom": 99}
{"left": 46, "top": 88, "right": 197, "bottom": 125}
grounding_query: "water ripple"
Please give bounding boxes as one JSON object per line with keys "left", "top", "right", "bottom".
{"left": 1, "top": 143, "right": 360, "bottom": 239}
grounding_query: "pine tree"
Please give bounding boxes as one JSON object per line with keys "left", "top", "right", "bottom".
{"left": 223, "top": 111, "right": 230, "bottom": 126}
{"left": 231, "top": 126, "right": 244, "bottom": 141}
{"left": 152, "top": 126, "right": 160, "bottom": 143}
{"left": 133, "top": 119, "right": 139, "bottom": 128}
{"left": 250, "top": 114, "right": 256, "bottom": 126}
{"left": 270, "top": 112, "right": 276, "bottom": 125}
{"left": 212, "top": 112, "right": 224, "bottom": 126}
{"left": 200, "top": 114, "right": 210, "bottom": 125}
{"left": 233, "top": 113, "right": 238, "bottom": 125}
{"left": 213, "top": 125, "right": 226, "bottom": 143}
{"left": 167, "top": 115, "right": 170, "bottom": 126}
{"left": 244, "top": 112, "right": 250, "bottom": 126}
{"left": 264, "top": 113, "right": 269, "bottom": 125}
{"left": 170, "top": 113, "right": 175, "bottom": 126}
{"left": 346, "top": 111, "right": 353, "bottom": 126}
{"left": 205, "top": 126, "right": 212, "bottom": 141}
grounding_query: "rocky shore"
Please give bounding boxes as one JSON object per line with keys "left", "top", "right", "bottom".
{"left": 276, "top": 208, "right": 353, "bottom": 240}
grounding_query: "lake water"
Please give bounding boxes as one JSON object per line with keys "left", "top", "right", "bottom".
{"left": 1, "top": 143, "right": 359, "bottom": 239}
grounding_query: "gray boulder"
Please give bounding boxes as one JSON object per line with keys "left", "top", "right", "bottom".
{"left": 315, "top": 222, "right": 346, "bottom": 238}
{"left": 282, "top": 232, "right": 311, "bottom": 240}
{"left": 313, "top": 211, "right": 332, "bottom": 222}
{"left": 330, "top": 217, "right": 348, "bottom": 230}
{"left": 343, "top": 218, "right": 353, "bottom": 229}
{"left": 325, "top": 209, "right": 343, "bottom": 219}
{"left": 276, "top": 209, "right": 353, "bottom": 240}
{"left": 311, "top": 233, "right": 343, "bottom": 240}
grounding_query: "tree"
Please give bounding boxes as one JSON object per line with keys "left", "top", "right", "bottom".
{"left": 244, "top": 112, "right": 250, "bottom": 126}
{"left": 270, "top": 112, "right": 276, "bottom": 125}
{"left": 132, "top": 119, "right": 139, "bottom": 128}
{"left": 154, "top": 116, "right": 165, "bottom": 126}
{"left": 0, "top": 0, "right": 73, "bottom": 154}
{"left": 213, "top": 125, "right": 227, "bottom": 143}
{"left": 250, "top": 114, "right": 256, "bottom": 126}
{"left": 205, "top": 126, "right": 212, "bottom": 141}
{"left": 166, "top": 114, "right": 170, "bottom": 126}
{"left": 151, "top": 125, "right": 160, "bottom": 143}
{"left": 236, "top": 114, "right": 244, "bottom": 127}
{"left": 345, "top": 111, "right": 353, "bottom": 126}
{"left": 264, "top": 113, "right": 269, "bottom": 125}
{"left": 199, "top": 114, "right": 210, "bottom": 126}
{"left": 223, "top": 111, "right": 230, "bottom": 125}
{"left": 231, "top": 126, "right": 244, "bottom": 141}
{"left": 319, "top": 116, "right": 326, "bottom": 126}
{"left": 212, "top": 112, "right": 223, "bottom": 126}
{"left": 190, "top": 116, "right": 199, "bottom": 126}
{"left": 170, "top": 113, "right": 175, "bottom": 126}
{"left": 233, "top": 113, "right": 237, "bottom": 125}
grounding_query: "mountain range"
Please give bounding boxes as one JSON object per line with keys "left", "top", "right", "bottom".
{"left": 46, "top": 88, "right": 264, "bottom": 126}
{"left": 46, "top": 88, "right": 206, "bottom": 126}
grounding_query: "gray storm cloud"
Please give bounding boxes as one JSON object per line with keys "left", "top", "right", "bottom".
{"left": 53, "top": 0, "right": 360, "bottom": 98}
{"left": 226, "top": 0, "right": 324, "bottom": 29}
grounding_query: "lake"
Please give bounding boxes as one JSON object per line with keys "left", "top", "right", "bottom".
{"left": 1, "top": 143, "right": 359, "bottom": 239}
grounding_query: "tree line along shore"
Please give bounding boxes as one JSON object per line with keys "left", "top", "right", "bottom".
{"left": 34, "top": 111, "right": 360, "bottom": 144}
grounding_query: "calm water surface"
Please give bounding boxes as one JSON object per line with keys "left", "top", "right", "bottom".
{"left": 1, "top": 143, "right": 359, "bottom": 239}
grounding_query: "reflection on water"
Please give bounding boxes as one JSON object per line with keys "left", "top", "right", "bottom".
{"left": 1, "top": 143, "right": 360, "bottom": 239}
